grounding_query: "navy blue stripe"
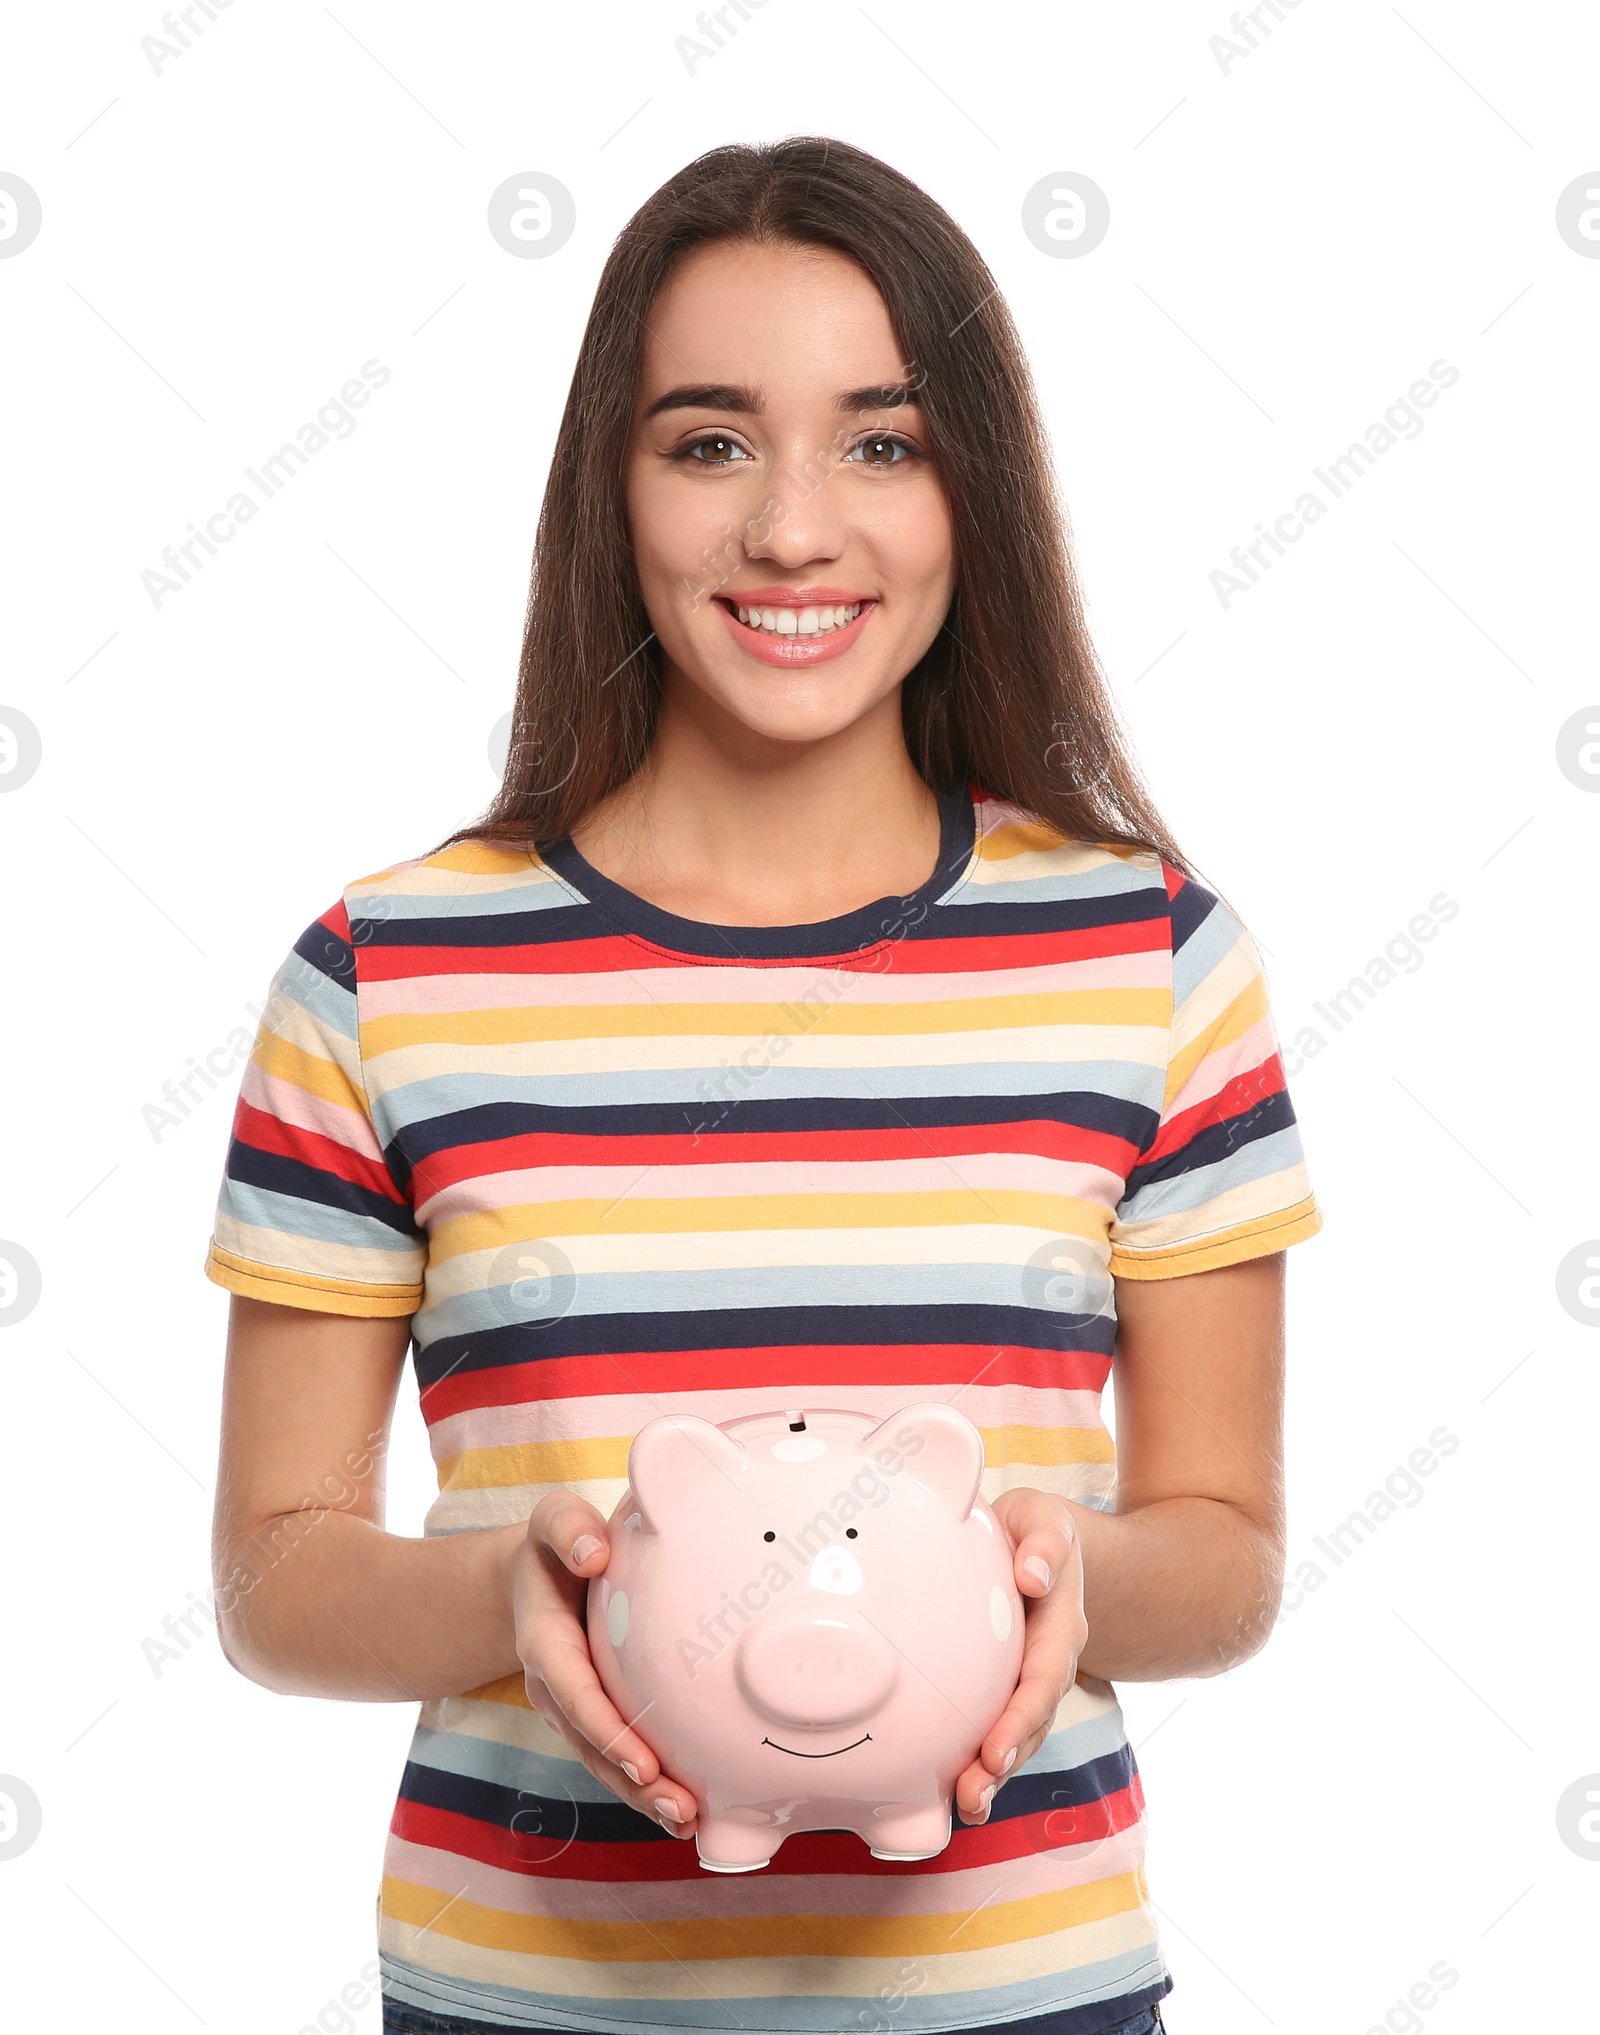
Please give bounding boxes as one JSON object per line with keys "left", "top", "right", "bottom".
{"left": 392, "top": 1089, "right": 1158, "bottom": 1178}
{"left": 1122, "top": 1082, "right": 1298, "bottom": 1199}
{"left": 227, "top": 1141, "right": 424, "bottom": 1240}
{"left": 412, "top": 1299, "right": 1118, "bottom": 1390}
{"left": 292, "top": 916, "right": 358, "bottom": 992}
{"left": 396, "top": 1746, "right": 1137, "bottom": 1838}
{"left": 382, "top": 1993, "right": 1167, "bottom": 2035}
{"left": 1167, "top": 870, "right": 1215, "bottom": 957}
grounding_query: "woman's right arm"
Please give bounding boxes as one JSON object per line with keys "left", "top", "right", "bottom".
{"left": 211, "top": 1293, "right": 699, "bottom": 1830}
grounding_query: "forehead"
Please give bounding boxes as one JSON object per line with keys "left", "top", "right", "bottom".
{"left": 635, "top": 240, "right": 908, "bottom": 406}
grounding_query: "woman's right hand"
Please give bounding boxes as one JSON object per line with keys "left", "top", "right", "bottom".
{"left": 499, "top": 1492, "right": 699, "bottom": 1837}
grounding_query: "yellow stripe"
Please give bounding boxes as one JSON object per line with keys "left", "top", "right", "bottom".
{"left": 436, "top": 1420, "right": 1114, "bottom": 1493}
{"left": 974, "top": 818, "right": 1073, "bottom": 861}
{"left": 203, "top": 1243, "right": 420, "bottom": 1317}
{"left": 253, "top": 1021, "right": 370, "bottom": 1118}
{"left": 1111, "top": 1196, "right": 1323, "bottom": 1279}
{"left": 432, "top": 1188, "right": 1106, "bottom": 1259}
{"left": 381, "top": 1867, "right": 1147, "bottom": 1962}
{"left": 359, "top": 987, "right": 1169, "bottom": 1055}
{"left": 1162, "top": 972, "right": 1268, "bottom": 1112}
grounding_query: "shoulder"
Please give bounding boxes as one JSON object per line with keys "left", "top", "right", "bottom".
{"left": 963, "top": 786, "right": 1174, "bottom": 914}
{"left": 333, "top": 833, "right": 568, "bottom": 932}
{"left": 960, "top": 788, "right": 1255, "bottom": 976}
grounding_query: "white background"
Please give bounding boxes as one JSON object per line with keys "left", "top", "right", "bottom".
{"left": 1, "top": 2, "right": 1596, "bottom": 2030}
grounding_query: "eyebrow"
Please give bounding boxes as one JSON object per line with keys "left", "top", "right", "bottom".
{"left": 641, "top": 381, "right": 919, "bottom": 420}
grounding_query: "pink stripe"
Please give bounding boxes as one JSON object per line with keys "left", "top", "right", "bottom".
{"left": 416, "top": 1153, "right": 1123, "bottom": 1226}
{"left": 1163, "top": 1009, "right": 1279, "bottom": 1121}
{"left": 239, "top": 1061, "right": 378, "bottom": 1158}
{"left": 380, "top": 1818, "right": 1149, "bottom": 1923}
{"left": 359, "top": 950, "right": 1169, "bottom": 1018}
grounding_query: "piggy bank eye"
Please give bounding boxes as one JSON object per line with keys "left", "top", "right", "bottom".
{"left": 846, "top": 1528, "right": 858, "bottom": 1538}
{"left": 763, "top": 1530, "right": 776, "bottom": 1542}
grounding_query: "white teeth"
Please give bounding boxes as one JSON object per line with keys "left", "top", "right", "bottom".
{"left": 733, "top": 602, "right": 862, "bottom": 635}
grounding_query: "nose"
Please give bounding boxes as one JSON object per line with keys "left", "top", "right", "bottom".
{"left": 735, "top": 1613, "right": 898, "bottom": 1728}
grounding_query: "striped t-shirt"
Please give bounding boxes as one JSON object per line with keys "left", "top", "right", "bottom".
{"left": 205, "top": 781, "right": 1323, "bottom": 2035}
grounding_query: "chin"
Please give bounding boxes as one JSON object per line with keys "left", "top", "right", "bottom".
{"left": 722, "top": 697, "right": 877, "bottom": 746}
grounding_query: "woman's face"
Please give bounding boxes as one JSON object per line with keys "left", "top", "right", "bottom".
{"left": 625, "top": 239, "right": 957, "bottom": 748}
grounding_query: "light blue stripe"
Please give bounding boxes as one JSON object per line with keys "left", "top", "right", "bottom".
{"left": 1172, "top": 889, "right": 1247, "bottom": 1008}
{"left": 1119, "top": 1126, "right": 1306, "bottom": 1224}
{"left": 271, "top": 950, "right": 359, "bottom": 1042}
{"left": 379, "top": 1946, "right": 1170, "bottom": 2034}
{"left": 943, "top": 857, "right": 1163, "bottom": 909}
{"left": 409, "top": 1722, "right": 619, "bottom": 1801}
{"left": 218, "top": 1179, "right": 421, "bottom": 1255}
{"left": 422, "top": 1256, "right": 1116, "bottom": 1342}
{"left": 402, "top": 1698, "right": 1132, "bottom": 1795}
{"left": 350, "top": 874, "right": 581, "bottom": 925}
{"left": 376, "top": 1055, "right": 1166, "bottom": 1138}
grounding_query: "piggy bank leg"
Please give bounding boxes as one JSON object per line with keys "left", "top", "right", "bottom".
{"left": 865, "top": 1803, "right": 953, "bottom": 1862}
{"left": 696, "top": 1817, "right": 782, "bottom": 1874}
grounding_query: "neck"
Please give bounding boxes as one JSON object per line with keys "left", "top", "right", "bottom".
{"left": 569, "top": 682, "right": 946, "bottom": 929}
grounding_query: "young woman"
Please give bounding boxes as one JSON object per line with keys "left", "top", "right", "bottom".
{"left": 208, "top": 138, "right": 1322, "bottom": 2035}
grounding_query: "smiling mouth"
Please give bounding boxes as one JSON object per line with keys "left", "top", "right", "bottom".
{"left": 721, "top": 598, "right": 867, "bottom": 637}
{"left": 761, "top": 1733, "right": 873, "bottom": 1758}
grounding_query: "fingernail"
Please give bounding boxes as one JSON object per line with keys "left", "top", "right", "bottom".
{"left": 978, "top": 1783, "right": 996, "bottom": 1814}
{"left": 654, "top": 1798, "right": 683, "bottom": 1823}
{"left": 571, "top": 1534, "right": 604, "bottom": 1565}
{"left": 621, "top": 1761, "right": 641, "bottom": 1784}
{"left": 999, "top": 1747, "right": 1017, "bottom": 1774}
{"left": 1022, "top": 1554, "right": 1052, "bottom": 1591}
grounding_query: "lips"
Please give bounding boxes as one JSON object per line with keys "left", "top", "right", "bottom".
{"left": 714, "top": 590, "right": 875, "bottom": 667}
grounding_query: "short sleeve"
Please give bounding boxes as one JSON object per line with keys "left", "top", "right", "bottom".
{"left": 1109, "top": 868, "right": 1324, "bottom": 1280}
{"left": 203, "top": 899, "right": 427, "bottom": 1318}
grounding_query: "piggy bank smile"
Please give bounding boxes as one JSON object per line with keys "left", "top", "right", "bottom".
{"left": 586, "top": 1402, "right": 1025, "bottom": 1874}
{"left": 761, "top": 1732, "right": 873, "bottom": 1757}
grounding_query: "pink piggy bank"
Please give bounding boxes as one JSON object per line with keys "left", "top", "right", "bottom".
{"left": 585, "top": 1401, "right": 1026, "bottom": 1873}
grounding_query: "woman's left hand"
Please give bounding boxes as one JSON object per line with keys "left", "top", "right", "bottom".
{"left": 952, "top": 1486, "right": 1090, "bottom": 1825}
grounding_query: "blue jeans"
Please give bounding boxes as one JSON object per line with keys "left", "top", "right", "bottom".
{"left": 382, "top": 2002, "right": 1164, "bottom": 2035}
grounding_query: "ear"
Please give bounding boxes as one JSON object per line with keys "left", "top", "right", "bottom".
{"left": 628, "top": 1414, "right": 752, "bottom": 1532}
{"left": 859, "top": 1402, "right": 984, "bottom": 1521}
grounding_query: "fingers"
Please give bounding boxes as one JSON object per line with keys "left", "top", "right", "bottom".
{"left": 526, "top": 1489, "right": 615, "bottom": 1585}
{"left": 510, "top": 1496, "right": 699, "bottom": 1827}
{"left": 533, "top": 1684, "right": 700, "bottom": 1836}
{"left": 955, "top": 1495, "right": 1089, "bottom": 1826}
{"left": 994, "top": 1487, "right": 1080, "bottom": 1601}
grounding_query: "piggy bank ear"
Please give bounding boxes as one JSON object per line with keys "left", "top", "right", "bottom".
{"left": 859, "top": 1402, "right": 984, "bottom": 1520}
{"left": 628, "top": 1414, "right": 752, "bottom": 1531}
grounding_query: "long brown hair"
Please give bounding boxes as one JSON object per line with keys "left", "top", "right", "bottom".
{"left": 435, "top": 137, "right": 1195, "bottom": 879}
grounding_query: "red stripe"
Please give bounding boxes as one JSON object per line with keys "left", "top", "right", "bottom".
{"left": 419, "top": 1342, "right": 1113, "bottom": 1421}
{"left": 355, "top": 916, "right": 1169, "bottom": 983}
{"left": 389, "top": 1780, "right": 1144, "bottom": 1884}
{"left": 233, "top": 1097, "right": 406, "bottom": 1205}
{"left": 412, "top": 1119, "right": 1142, "bottom": 1209}
{"left": 1140, "top": 1055, "right": 1286, "bottom": 1170}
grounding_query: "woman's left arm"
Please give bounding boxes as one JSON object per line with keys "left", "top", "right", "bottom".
{"left": 954, "top": 1249, "right": 1287, "bottom": 1823}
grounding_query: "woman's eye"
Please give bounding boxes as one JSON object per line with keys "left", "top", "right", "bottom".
{"left": 680, "top": 434, "right": 750, "bottom": 465}
{"left": 846, "top": 433, "right": 916, "bottom": 467}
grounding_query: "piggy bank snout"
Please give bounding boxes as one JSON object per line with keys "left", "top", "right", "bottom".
{"left": 735, "top": 1613, "right": 898, "bottom": 1728}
